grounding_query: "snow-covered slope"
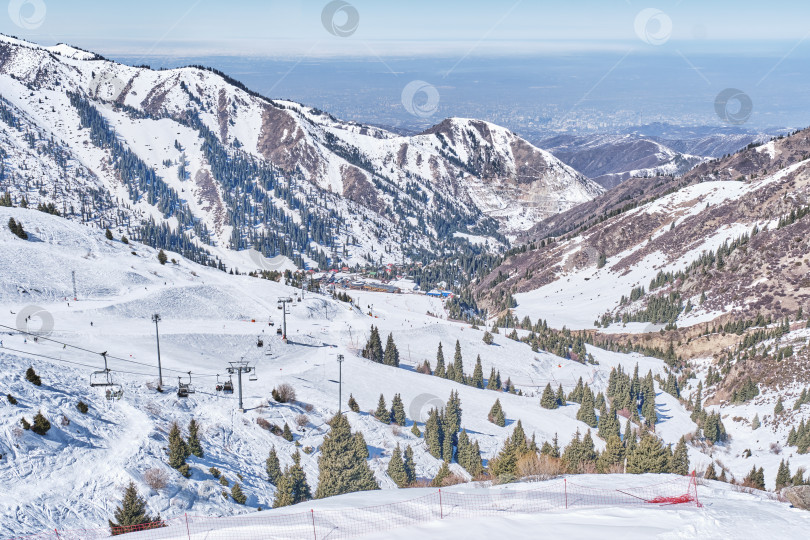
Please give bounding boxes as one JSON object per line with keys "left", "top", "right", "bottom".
{"left": 0, "top": 206, "right": 747, "bottom": 536}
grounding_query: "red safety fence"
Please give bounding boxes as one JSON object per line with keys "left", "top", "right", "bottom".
{"left": 9, "top": 474, "right": 701, "bottom": 540}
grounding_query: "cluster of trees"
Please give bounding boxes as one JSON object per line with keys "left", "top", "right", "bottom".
{"left": 730, "top": 378, "right": 759, "bottom": 403}
{"left": 361, "top": 326, "right": 399, "bottom": 366}
{"left": 416, "top": 340, "right": 514, "bottom": 394}
{"left": 492, "top": 313, "right": 592, "bottom": 364}
{"left": 606, "top": 365, "right": 657, "bottom": 427}
{"left": 374, "top": 393, "right": 406, "bottom": 425}
{"left": 166, "top": 420, "right": 203, "bottom": 478}
{"left": 775, "top": 459, "right": 808, "bottom": 490}
{"left": 386, "top": 444, "right": 417, "bottom": 487}
{"left": 689, "top": 383, "right": 727, "bottom": 444}
{"left": 7, "top": 217, "right": 28, "bottom": 239}
{"left": 793, "top": 388, "right": 810, "bottom": 410}
{"left": 421, "top": 391, "right": 483, "bottom": 477}
{"left": 787, "top": 419, "right": 810, "bottom": 454}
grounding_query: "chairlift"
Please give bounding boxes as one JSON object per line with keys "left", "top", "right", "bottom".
{"left": 178, "top": 371, "right": 195, "bottom": 397}
{"left": 276, "top": 328, "right": 282, "bottom": 335}
{"left": 249, "top": 368, "right": 258, "bottom": 382}
{"left": 269, "top": 321, "right": 275, "bottom": 326}
{"left": 223, "top": 376, "right": 234, "bottom": 394}
{"left": 90, "top": 352, "right": 125, "bottom": 400}
{"left": 215, "top": 374, "right": 224, "bottom": 392}
{"left": 257, "top": 337, "right": 264, "bottom": 348}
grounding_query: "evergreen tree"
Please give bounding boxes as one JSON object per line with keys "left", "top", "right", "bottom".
{"left": 403, "top": 445, "right": 416, "bottom": 484}
{"left": 387, "top": 444, "right": 409, "bottom": 487}
{"left": 25, "top": 367, "right": 41, "bottom": 386}
{"left": 486, "top": 367, "right": 498, "bottom": 390}
{"left": 453, "top": 340, "right": 465, "bottom": 383}
{"left": 266, "top": 447, "right": 282, "bottom": 485}
{"left": 167, "top": 422, "right": 190, "bottom": 477}
{"left": 456, "top": 429, "right": 483, "bottom": 477}
{"left": 541, "top": 383, "right": 558, "bottom": 409}
{"left": 488, "top": 399, "right": 505, "bottom": 427}
{"left": 597, "top": 434, "right": 625, "bottom": 473}
{"left": 776, "top": 460, "right": 791, "bottom": 490}
{"left": 446, "top": 363, "right": 457, "bottom": 383}
{"left": 627, "top": 434, "right": 669, "bottom": 474}
{"left": 577, "top": 386, "right": 598, "bottom": 427}
{"left": 362, "top": 326, "right": 384, "bottom": 363}
{"left": 109, "top": 481, "right": 162, "bottom": 535}
{"left": 435, "top": 342, "right": 446, "bottom": 378}
{"left": 774, "top": 398, "right": 784, "bottom": 416}
{"left": 348, "top": 394, "right": 360, "bottom": 413}
{"left": 472, "top": 355, "right": 484, "bottom": 389}
{"left": 157, "top": 249, "right": 168, "bottom": 265}
{"left": 383, "top": 333, "right": 400, "bottom": 367}
{"left": 483, "top": 330, "right": 493, "bottom": 345}
{"left": 431, "top": 462, "right": 452, "bottom": 487}
{"left": 230, "top": 483, "right": 247, "bottom": 504}
{"left": 282, "top": 422, "right": 294, "bottom": 441}
{"left": 315, "top": 414, "right": 379, "bottom": 498}
{"left": 106, "top": 228, "right": 114, "bottom": 240}
{"left": 187, "top": 419, "right": 203, "bottom": 458}
{"left": 425, "top": 407, "right": 444, "bottom": 459}
{"left": 375, "top": 394, "right": 389, "bottom": 423}
{"left": 444, "top": 391, "right": 462, "bottom": 439}
{"left": 31, "top": 411, "right": 51, "bottom": 436}
{"left": 791, "top": 467, "right": 806, "bottom": 486}
{"left": 390, "top": 393, "right": 406, "bottom": 426}
{"left": 670, "top": 437, "right": 689, "bottom": 475}
{"left": 353, "top": 432, "right": 370, "bottom": 459}
{"left": 568, "top": 377, "right": 584, "bottom": 403}
{"left": 704, "top": 462, "right": 717, "bottom": 481}
{"left": 556, "top": 384, "right": 565, "bottom": 406}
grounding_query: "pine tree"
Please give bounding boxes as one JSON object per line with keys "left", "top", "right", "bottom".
{"left": 627, "top": 433, "right": 669, "bottom": 474}
{"left": 576, "top": 386, "right": 598, "bottom": 427}
{"left": 25, "top": 367, "right": 41, "bottom": 386}
{"left": 444, "top": 391, "right": 462, "bottom": 439}
{"left": 446, "top": 363, "right": 457, "bottom": 382}
{"left": 776, "top": 459, "right": 791, "bottom": 490}
{"left": 187, "top": 419, "right": 203, "bottom": 458}
{"left": 383, "top": 333, "right": 400, "bottom": 367}
{"left": 31, "top": 411, "right": 51, "bottom": 436}
{"left": 453, "top": 340, "right": 464, "bottom": 383}
{"left": 109, "top": 481, "right": 162, "bottom": 535}
{"left": 375, "top": 394, "right": 389, "bottom": 423}
{"left": 425, "top": 408, "right": 444, "bottom": 459}
{"left": 472, "top": 355, "right": 484, "bottom": 388}
{"left": 670, "top": 437, "right": 689, "bottom": 475}
{"left": 167, "top": 422, "right": 190, "bottom": 476}
{"left": 791, "top": 467, "right": 806, "bottom": 486}
{"left": 556, "top": 384, "right": 565, "bottom": 406}
{"left": 315, "top": 414, "right": 379, "bottom": 498}
{"left": 403, "top": 445, "right": 416, "bottom": 484}
{"left": 362, "top": 326, "right": 384, "bottom": 363}
{"left": 541, "top": 383, "right": 558, "bottom": 409}
{"left": 348, "top": 394, "right": 360, "bottom": 413}
{"left": 704, "top": 462, "right": 717, "bottom": 481}
{"left": 158, "top": 249, "right": 168, "bottom": 265}
{"left": 774, "top": 398, "right": 784, "bottom": 415}
{"left": 230, "top": 483, "right": 247, "bottom": 504}
{"left": 387, "top": 444, "right": 409, "bottom": 487}
{"left": 568, "top": 377, "right": 584, "bottom": 403}
{"left": 488, "top": 399, "right": 505, "bottom": 427}
{"left": 106, "top": 228, "right": 113, "bottom": 240}
{"left": 266, "top": 447, "right": 282, "bottom": 485}
{"left": 282, "top": 422, "right": 294, "bottom": 441}
{"left": 284, "top": 451, "right": 311, "bottom": 504}
{"left": 353, "top": 432, "right": 370, "bottom": 459}
{"left": 486, "top": 367, "right": 498, "bottom": 390}
{"left": 435, "top": 342, "right": 446, "bottom": 378}
{"left": 597, "top": 434, "right": 625, "bottom": 473}
{"left": 390, "top": 393, "right": 406, "bottom": 426}
{"left": 483, "top": 330, "right": 493, "bottom": 345}
{"left": 431, "top": 462, "right": 452, "bottom": 487}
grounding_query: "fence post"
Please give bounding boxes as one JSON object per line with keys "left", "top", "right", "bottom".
{"left": 185, "top": 513, "right": 191, "bottom": 540}
{"left": 311, "top": 509, "right": 317, "bottom": 540}
{"left": 564, "top": 479, "right": 568, "bottom": 509}
{"left": 53, "top": 529, "right": 60, "bottom": 540}
{"left": 438, "top": 489, "right": 443, "bottom": 519}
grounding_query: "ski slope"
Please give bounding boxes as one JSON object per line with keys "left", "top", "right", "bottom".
{"left": 0, "top": 206, "right": 803, "bottom": 536}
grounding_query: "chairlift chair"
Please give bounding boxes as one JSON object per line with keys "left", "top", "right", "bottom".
{"left": 257, "top": 337, "right": 264, "bottom": 348}
{"left": 177, "top": 376, "right": 190, "bottom": 398}
{"left": 215, "top": 374, "right": 223, "bottom": 392}
{"left": 105, "top": 384, "right": 123, "bottom": 401}
{"left": 276, "top": 328, "right": 282, "bottom": 335}
{"left": 223, "top": 376, "right": 234, "bottom": 394}
{"left": 90, "top": 368, "right": 113, "bottom": 387}
{"left": 249, "top": 368, "right": 257, "bottom": 382}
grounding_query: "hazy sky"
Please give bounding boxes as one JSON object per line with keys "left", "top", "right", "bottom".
{"left": 3, "top": 0, "right": 810, "bottom": 58}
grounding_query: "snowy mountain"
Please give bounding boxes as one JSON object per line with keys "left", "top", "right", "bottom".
{"left": 540, "top": 134, "right": 705, "bottom": 189}
{"left": 0, "top": 35, "right": 602, "bottom": 274}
